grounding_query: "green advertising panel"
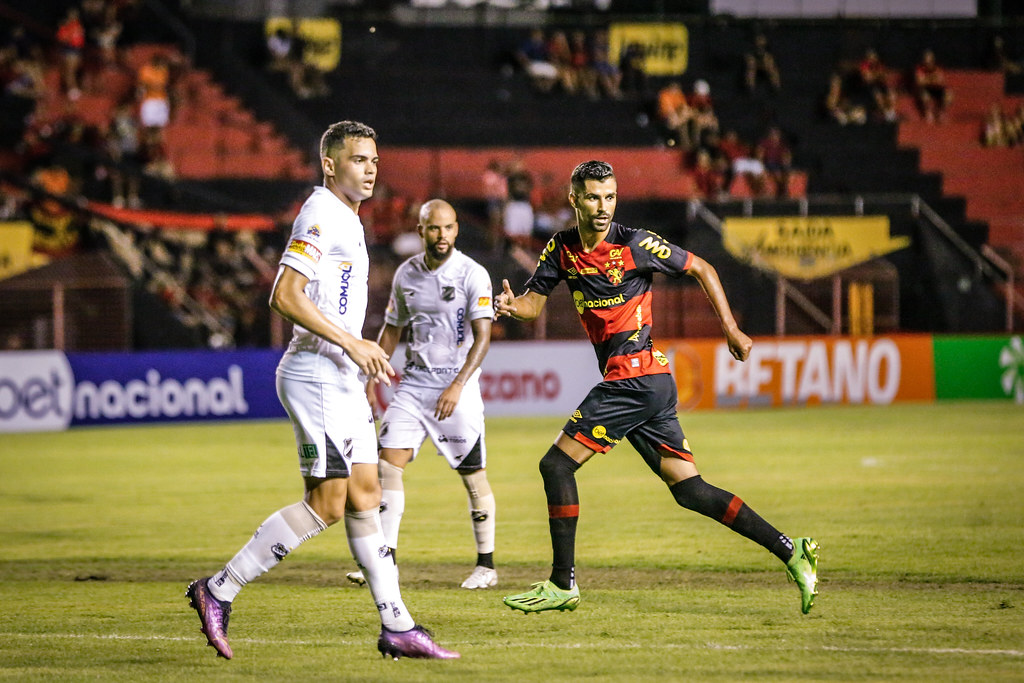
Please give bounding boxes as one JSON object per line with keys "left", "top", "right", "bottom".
{"left": 933, "top": 335, "right": 1024, "bottom": 402}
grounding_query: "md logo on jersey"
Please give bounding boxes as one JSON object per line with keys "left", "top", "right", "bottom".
{"left": 442, "top": 286, "right": 456, "bottom": 302}
{"left": 638, "top": 234, "right": 672, "bottom": 259}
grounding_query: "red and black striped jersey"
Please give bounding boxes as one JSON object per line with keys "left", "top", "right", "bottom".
{"left": 525, "top": 222, "right": 693, "bottom": 380}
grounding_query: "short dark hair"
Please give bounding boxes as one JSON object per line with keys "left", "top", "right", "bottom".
{"left": 570, "top": 160, "right": 615, "bottom": 193}
{"left": 320, "top": 120, "right": 377, "bottom": 159}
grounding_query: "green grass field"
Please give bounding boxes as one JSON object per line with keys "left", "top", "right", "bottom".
{"left": 2, "top": 401, "right": 1023, "bottom": 682}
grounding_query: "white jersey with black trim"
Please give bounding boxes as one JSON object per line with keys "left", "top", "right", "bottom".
{"left": 275, "top": 185, "right": 369, "bottom": 385}
{"left": 385, "top": 248, "right": 492, "bottom": 390}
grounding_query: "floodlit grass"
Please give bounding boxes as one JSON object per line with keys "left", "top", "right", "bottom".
{"left": 1, "top": 401, "right": 1022, "bottom": 681}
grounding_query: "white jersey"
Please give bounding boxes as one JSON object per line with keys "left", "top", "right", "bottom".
{"left": 275, "top": 186, "right": 370, "bottom": 385}
{"left": 385, "top": 249, "right": 492, "bottom": 389}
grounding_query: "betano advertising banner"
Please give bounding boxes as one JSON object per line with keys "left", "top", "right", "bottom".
{"left": 1, "top": 336, "right": 1020, "bottom": 433}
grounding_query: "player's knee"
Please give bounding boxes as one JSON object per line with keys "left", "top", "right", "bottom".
{"left": 539, "top": 445, "right": 579, "bottom": 481}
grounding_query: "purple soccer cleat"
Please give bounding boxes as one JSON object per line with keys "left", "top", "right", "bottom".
{"left": 186, "top": 578, "right": 233, "bottom": 659}
{"left": 377, "top": 625, "right": 460, "bottom": 660}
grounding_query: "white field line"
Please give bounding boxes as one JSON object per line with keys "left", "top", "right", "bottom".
{"left": 1, "top": 632, "right": 1022, "bottom": 658}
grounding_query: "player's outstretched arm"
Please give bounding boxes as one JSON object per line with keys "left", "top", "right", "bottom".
{"left": 493, "top": 278, "right": 547, "bottom": 322}
{"left": 685, "top": 255, "right": 752, "bottom": 362}
{"left": 270, "top": 265, "right": 395, "bottom": 384}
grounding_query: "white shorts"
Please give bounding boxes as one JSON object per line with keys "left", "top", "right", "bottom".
{"left": 276, "top": 374, "right": 378, "bottom": 478}
{"left": 378, "top": 382, "right": 486, "bottom": 472}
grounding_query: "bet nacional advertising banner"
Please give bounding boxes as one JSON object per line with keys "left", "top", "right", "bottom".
{"left": 0, "top": 350, "right": 286, "bottom": 433}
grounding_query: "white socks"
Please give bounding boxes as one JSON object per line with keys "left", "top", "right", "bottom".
{"left": 378, "top": 460, "right": 405, "bottom": 550}
{"left": 345, "top": 508, "right": 415, "bottom": 631}
{"left": 208, "top": 501, "right": 327, "bottom": 603}
{"left": 462, "top": 469, "right": 496, "bottom": 555}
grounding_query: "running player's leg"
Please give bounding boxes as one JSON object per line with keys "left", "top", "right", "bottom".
{"left": 626, "top": 375, "right": 817, "bottom": 612}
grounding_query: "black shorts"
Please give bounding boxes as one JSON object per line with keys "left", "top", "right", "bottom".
{"left": 562, "top": 373, "right": 693, "bottom": 475}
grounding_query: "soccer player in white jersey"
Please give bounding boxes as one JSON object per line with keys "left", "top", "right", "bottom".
{"left": 347, "top": 199, "right": 498, "bottom": 590}
{"left": 186, "top": 121, "right": 458, "bottom": 661}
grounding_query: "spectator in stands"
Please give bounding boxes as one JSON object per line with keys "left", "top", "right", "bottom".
{"left": 136, "top": 52, "right": 174, "bottom": 176}
{"left": 267, "top": 26, "right": 295, "bottom": 72}
{"left": 716, "top": 128, "right": 747, "bottom": 191}
{"left": 503, "top": 161, "right": 536, "bottom": 249}
{"left": 756, "top": 126, "right": 793, "bottom": 198}
{"left": 744, "top": 33, "right": 781, "bottom": 93}
{"left": 547, "top": 30, "right": 576, "bottom": 94}
{"left": 692, "top": 148, "right": 725, "bottom": 200}
{"left": 533, "top": 171, "right": 572, "bottom": 240}
{"left": 56, "top": 7, "right": 86, "bottom": 100}
{"left": 482, "top": 158, "right": 508, "bottom": 251}
{"left": 656, "top": 80, "right": 693, "bottom": 149}
{"left": 569, "top": 30, "right": 598, "bottom": 99}
{"left": 619, "top": 41, "right": 647, "bottom": 99}
{"left": 516, "top": 29, "right": 558, "bottom": 94}
{"left": 730, "top": 136, "right": 768, "bottom": 197}
{"left": 106, "top": 101, "right": 142, "bottom": 207}
{"left": 987, "top": 36, "right": 1023, "bottom": 76}
{"left": 590, "top": 30, "right": 622, "bottom": 100}
{"left": 857, "top": 48, "right": 898, "bottom": 122}
{"left": 913, "top": 49, "right": 952, "bottom": 124}
{"left": 823, "top": 72, "right": 867, "bottom": 126}
{"left": 689, "top": 79, "right": 719, "bottom": 148}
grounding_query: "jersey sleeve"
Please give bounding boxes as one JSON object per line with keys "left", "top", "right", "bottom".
{"left": 630, "top": 229, "right": 693, "bottom": 278}
{"left": 279, "top": 213, "right": 326, "bottom": 281}
{"left": 465, "top": 262, "right": 494, "bottom": 321}
{"left": 523, "top": 236, "right": 564, "bottom": 296}
{"left": 383, "top": 265, "right": 410, "bottom": 327}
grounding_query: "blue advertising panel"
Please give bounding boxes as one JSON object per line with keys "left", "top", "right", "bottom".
{"left": 64, "top": 350, "right": 286, "bottom": 427}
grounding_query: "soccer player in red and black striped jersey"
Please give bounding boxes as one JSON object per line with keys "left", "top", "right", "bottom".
{"left": 495, "top": 160, "right": 819, "bottom": 615}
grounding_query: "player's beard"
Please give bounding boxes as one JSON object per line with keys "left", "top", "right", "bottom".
{"left": 427, "top": 242, "right": 452, "bottom": 262}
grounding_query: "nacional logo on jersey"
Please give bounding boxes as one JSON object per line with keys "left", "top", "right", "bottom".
{"left": 573, "top": 290, "right": 626, "bottom": 314}
{"left": 287, "top": 239, "right": 322, "bottom": 263}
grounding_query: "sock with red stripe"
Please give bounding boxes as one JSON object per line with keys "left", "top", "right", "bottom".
{"left": 539, "top": 445, "right": 582, "bottom": 590}
{"left": 669, "top": 476, "right": 794, "bottom": 562}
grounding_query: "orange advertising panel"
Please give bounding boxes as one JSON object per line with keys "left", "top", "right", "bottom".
{"left": 661, "top": 335, "right": 936, "bottom": 410}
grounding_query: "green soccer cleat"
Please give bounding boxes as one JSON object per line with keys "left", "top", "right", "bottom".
{"left": 785, "top": 537, "right": 819, "bottom": 614}
{"left": 503, "top": 580, "right": 580, "bottom": 613}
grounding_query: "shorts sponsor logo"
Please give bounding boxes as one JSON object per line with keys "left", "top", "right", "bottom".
{"left": 592, "top": 425, "right": 607, "bottom": 439}
{"left": 287, "top": 239, "right": 321, "bottom": 263}
{"left": 301, "top": 444, "right": 318, "bottom": 460}
{"left": 271, "top": 543, "right": 289, "bottom": 560}
{"left": 438, "top": 434, "right": 466, "bottom": 444}
{"left": 653, "top": 350, "right": 669, "bottom": 366}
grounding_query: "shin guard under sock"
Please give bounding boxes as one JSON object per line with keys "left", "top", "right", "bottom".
{"left": 670, "top": 476, "right": 794, "bottom": 562}
{"left": 539, "top": 445, "right": 582, "bottom": 589}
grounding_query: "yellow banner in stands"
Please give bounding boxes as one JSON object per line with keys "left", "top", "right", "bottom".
{"left": 609, "top": 23, "right": 688, "bottom": 76}
{"left": 722, "top": 216, "right": 910, "bottom": 280}
{"left": 266, "top": 18, "right": 341, "bottom": 72}
{"left": 0, "top": 221, "right": 37, "bottom": 280}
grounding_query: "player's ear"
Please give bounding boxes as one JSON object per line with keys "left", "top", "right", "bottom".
{"left": 321, "top": 155, "right": 335, "bottom": 178}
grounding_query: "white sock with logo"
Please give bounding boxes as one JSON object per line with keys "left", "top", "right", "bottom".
{"left": 208, "top": 501, "right": 326, "bottom": 603}
{"left": 345, "top": 508, "right": 415, "bottom": 631}
{"left": 462, "top": 469, "right": 496, "bottom": 555}
{"left": 378, "top": 460, "right": 405, "bottom": 550}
